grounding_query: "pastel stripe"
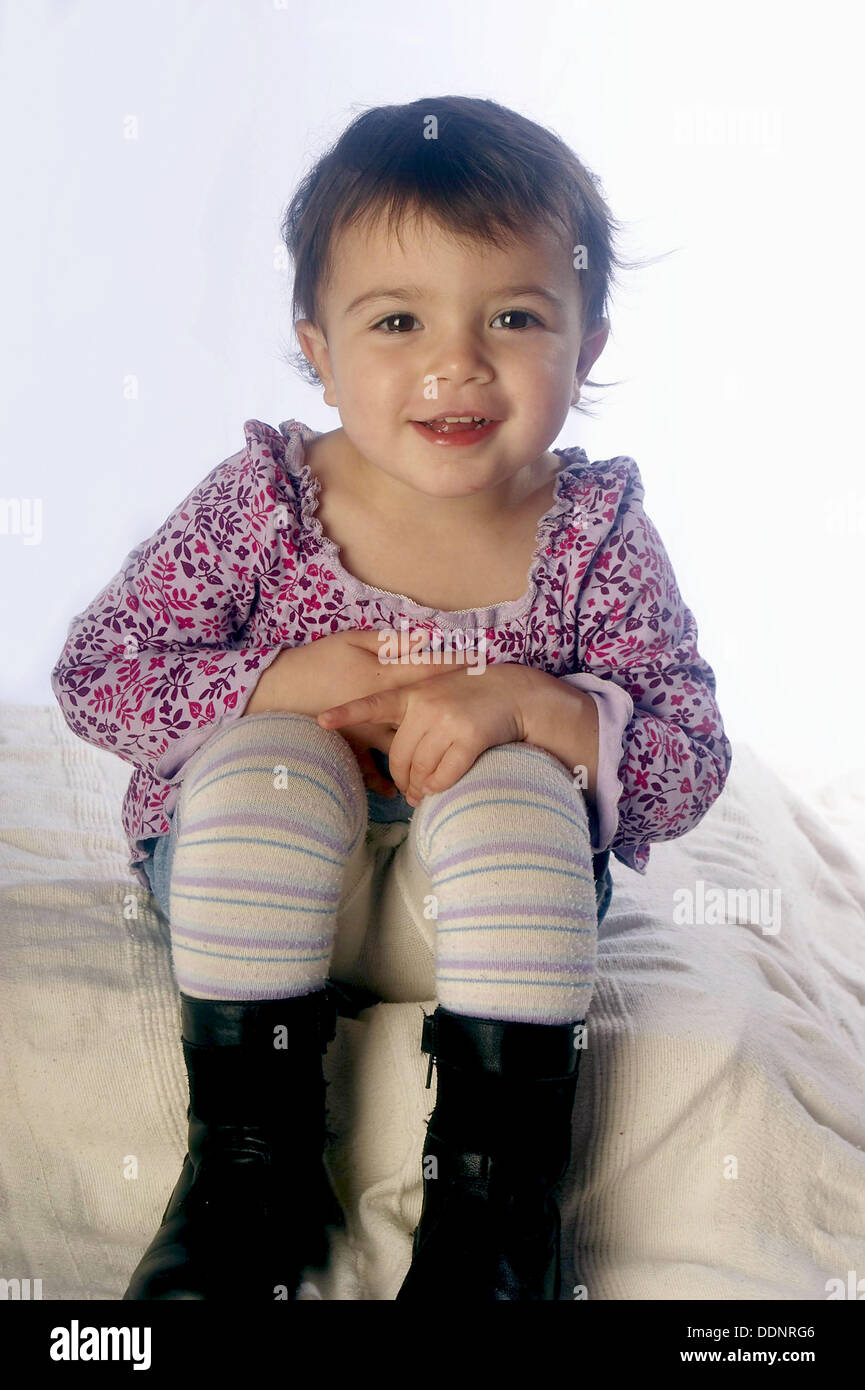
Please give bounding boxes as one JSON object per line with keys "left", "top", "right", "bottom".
{"left": 166, "top": 714, "right": 366, "bottom": 999}
{"left": 413, "top": 742, "right": 598, "bottom": 1023}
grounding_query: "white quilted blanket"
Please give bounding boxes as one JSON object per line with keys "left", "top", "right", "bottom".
{"left": 1, "top": 702, "right": 863, "bottom": 1300}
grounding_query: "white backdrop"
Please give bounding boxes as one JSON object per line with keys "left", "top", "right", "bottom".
{"left": 3, "top": 0, "right": 862, "bottom": 798}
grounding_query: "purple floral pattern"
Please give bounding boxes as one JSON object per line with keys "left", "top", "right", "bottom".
{"left": 51, "top": 418, "right": 732, "bottom": 889}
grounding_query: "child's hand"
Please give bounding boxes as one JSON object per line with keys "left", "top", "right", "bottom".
{"left": 247, "top": 627, "right": 436, "bottom": 719}
{"left": 317, "top": 662, "right": 539, "bottom": 805}
{"left": 320, "top": 631, "right": 470, "bottom": 795}
{"left": 244, "top": 627, "right": 470, "bottom": 796}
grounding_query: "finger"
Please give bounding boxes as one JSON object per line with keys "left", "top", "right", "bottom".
{"left": 346, "top": 721, "right": 396, "bottom": 757}
{"left": 318, "top": 688, "right": 403, "bottom": 729}
{"left": 396, "top": 650, "right": 472, "bottom": 683}
{"left": 349, "top": 625, "right": 431, "bottom": 658}
{"left": 382, "top": 715, "right": 430, "bottom": 797}
{"left": 397, "top": 639, "right": 473, "bottom": 676}
{"left": 369, "top": 730, "right": 397, "bottom": 758}
{"left": 340, "top": 722, "right": 394, "bottom": 756}
{"left": 352, "top": 622, "right": 480, "bottom": 672}
{"left": 371, "top": 630, "right": 473, "bottom": 684}
{"left": 404, "top": 730, "right": 455, "bottom": 803}
{"left": 418, "top": 741, "right": 479, "bottom": 797}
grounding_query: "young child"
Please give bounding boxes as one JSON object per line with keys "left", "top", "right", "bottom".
{"left": 51, "top": 95, "right": 732, "bottom": 1302}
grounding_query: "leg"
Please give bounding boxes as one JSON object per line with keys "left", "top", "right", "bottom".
{"left": 410, "top": 741, "right": 599, "bottom": 1023}
{"left": 395, "top": 741, "right": 600, "bottom": 1302}
{"left": 125, "top": 712, "right": 369, "bottom": 1301}
{"left": 166, "top": 711, "right": 368, "bottom": 1000}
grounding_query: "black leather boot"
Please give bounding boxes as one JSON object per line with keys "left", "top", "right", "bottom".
{"left": 123, "top": 986, "right": 345, "bottom": 1301}
{"left": 395, "top": 1005, "right": 584, "bottom": 1302}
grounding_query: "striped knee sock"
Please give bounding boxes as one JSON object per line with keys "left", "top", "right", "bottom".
{"left": 167, "top": 713, "right": 366, "bottom": 1001}
{"left": 412, "top": 742, "right": 598, "bottom": 1024}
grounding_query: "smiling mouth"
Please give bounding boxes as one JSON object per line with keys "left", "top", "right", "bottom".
{"left": 416, "top": 416, "right": 496, "bottom": 434}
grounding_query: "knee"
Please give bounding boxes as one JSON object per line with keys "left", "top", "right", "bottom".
{"left": 476, "top": 741, "right": 592, "bottom": 830}
{"left": 230, "top": 710, "right": 365, "bottom": 775}
{"left": 414, "top": 740, "right": 590, "bottom": 851}
{"left": 177, "top": 711, "right": 367, "bottom": 829}
{"left": 455, "top": 739, "right": 587, "bottom": 805}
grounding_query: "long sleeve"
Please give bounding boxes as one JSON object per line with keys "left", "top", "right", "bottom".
{"left": 560, "top": 459, "right": 732, "bottom": 874}
{"left": 50, "top": 443, "right": 288, "bottom": 790}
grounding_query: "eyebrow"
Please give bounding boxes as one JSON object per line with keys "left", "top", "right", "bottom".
{"left": 343, "top": 283, "right": 567, "bottom": 316}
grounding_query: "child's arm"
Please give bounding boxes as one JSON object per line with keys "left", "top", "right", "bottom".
{"left": 50, "top": 444, "right": 290, "bottom": 787}
{"left": 550, "top": 458, "right": 733, "bottom": 873}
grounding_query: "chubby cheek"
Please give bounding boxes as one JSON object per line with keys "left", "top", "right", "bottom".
{"left": 341, "top": 359, "right": 411, "bottom": 432}
{"left": 519, "top": 352, "right": 574, "bottom": 418}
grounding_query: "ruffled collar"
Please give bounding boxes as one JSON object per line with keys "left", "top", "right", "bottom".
{"left": 265, "top": 418, "right": 590, "bottom": 624}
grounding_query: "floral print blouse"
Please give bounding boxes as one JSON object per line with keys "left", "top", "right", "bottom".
{"left": 51, "top": 418, "right": 732, "bottom": 891}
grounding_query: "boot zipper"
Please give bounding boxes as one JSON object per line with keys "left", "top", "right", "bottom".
{"left": 422, "top": 1011, "right": 436, "bottom": 1089}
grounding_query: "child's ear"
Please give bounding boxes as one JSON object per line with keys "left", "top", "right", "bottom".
{"left": 295, "top": 318, "right": 339, "bottom": 406}
{"left": 572, "top": 316, "right": 610, "bottom": 402}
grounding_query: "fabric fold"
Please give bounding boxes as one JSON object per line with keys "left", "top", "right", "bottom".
{"left": 559, "top": 672, "right": 634, "bottom": 860}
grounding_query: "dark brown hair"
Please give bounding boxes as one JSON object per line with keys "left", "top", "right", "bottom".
{"left": 280, "top": 95, "right": 659, "bottom": 416}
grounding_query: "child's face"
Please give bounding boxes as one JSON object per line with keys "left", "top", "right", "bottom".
{"left": 296, "top": 209, "right": 609, "bottom": 500}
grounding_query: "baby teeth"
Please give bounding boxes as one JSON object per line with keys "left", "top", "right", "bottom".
{"left": 420, "top": 415, "right": 492, "bottom": 433}
{"left": 427, "top": 416, "right": 489, "bottom": 428}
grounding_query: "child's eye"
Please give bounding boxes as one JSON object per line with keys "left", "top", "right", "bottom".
{"left": 372, "top": 308, "right": 543, "bottom": 334}
{"left": 373, "top": 313, "right": 419, "bottom": 333}
{"left": 491, "top": 309, "right": 543, "bottom": 329}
